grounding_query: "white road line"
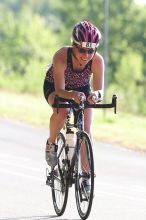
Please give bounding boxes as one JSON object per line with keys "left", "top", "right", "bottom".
{"left": 96, "top": 190, "right": 146, "bottom": 202}
{"left": 1, "top": 160, "right": 146, "bottom": 196}
{"left": 95, "top": 181, "right": 146, "bottom": 194}
{"left": 0, "top": 153, "right": 30, "bottom": 162}
{"left": 0, "top": 168, "right": 44, "bottom": 183}
{"left": 0, "top": 160, "right": 44, "bottom": 173}
{"left": 0, "top": 167, "right": 146, "bottom": 202}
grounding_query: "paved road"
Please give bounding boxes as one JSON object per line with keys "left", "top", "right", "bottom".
{"left": 0, "top": 118, "right": 146, "bottom": 220}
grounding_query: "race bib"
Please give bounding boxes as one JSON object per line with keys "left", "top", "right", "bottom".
{"left": 82, "top": 42, "right": 97, "bottom": 49}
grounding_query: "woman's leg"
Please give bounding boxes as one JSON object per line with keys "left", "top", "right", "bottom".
{"left": 45, "top": 92, "right": 69, "bottom": 167}
{"left": 84, "top": 108, "right": 93, "bottom": 140}
{"left": 47, "top": 92, "right": 69, "bottom": 144}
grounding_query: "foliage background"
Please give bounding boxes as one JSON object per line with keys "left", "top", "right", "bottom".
{"left": 0, "top": 0, "right": 146, "bottom": 114}
{"left": 0, "top": 0, "right": 146, "bottom": 150}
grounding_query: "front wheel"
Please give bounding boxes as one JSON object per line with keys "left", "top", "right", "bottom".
{"left": 75, "top": 132, "right": 94, "bottom": 220}
{"left": 52, "top": 132, "right": 69, "bottom": 216}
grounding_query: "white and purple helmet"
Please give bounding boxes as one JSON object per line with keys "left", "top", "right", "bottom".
{"left": 72, "top": 20, "right": 101, "bottom": 49}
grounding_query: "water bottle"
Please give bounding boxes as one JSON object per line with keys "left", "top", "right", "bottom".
{"left": 66, "top": 131, "right": 76, "bottom": 161}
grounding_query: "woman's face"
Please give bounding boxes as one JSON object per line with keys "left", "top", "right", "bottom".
{"left": 73, "top": 44, "right": 96, "bottom": 65}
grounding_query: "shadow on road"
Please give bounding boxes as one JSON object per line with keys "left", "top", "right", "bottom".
{"left": 0, "top": 215, "right": 80, "bottom": 220}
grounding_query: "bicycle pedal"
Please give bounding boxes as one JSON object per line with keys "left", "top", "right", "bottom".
{"left": 46, "top": 168, "right": 53, "bottom": 187}
{"left": 46, "top": 167, "right": 50, "bottom": 177}
{"left": 81, "top": 197, "right": 88, "bottom": 202}
{"left": 80, "top": 191, "right": 89, "bottom": 202}
{"left": 46, "top": 176, "right": 52, "bottom": 186}
{"left": 52, "top": 168, "right": 58, "bottom": 177}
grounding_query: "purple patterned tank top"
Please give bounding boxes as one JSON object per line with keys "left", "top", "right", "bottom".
{"left": 45, "top": 47, "right": 92, "bottom": 89}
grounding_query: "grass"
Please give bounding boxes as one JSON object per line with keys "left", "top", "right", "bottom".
{"left": 92, "top": 110, "right": 146, "bottom": 151}
{"left": 0, "top": 90, "right": 48, "bottom": 127}
{"left": 0, "top": 90, "right": 146, "bottom": 152}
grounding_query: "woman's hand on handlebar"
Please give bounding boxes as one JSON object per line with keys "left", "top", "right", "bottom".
{"left": 87, "top": 92, "right": 102, "bottom": 104}
{"left": 72, "top": 91, "right": 86, "bottom": 104}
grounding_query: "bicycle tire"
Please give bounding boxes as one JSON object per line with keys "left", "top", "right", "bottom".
{"left": 52, "top": 132, "right": 69, "bottom": 216}
{"left": 75, "top": 132, "right": 94, "bottom": 220}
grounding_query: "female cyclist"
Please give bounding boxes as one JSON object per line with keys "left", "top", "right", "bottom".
{"left": 43, "top": 21, "right": 104, "bottom": 191}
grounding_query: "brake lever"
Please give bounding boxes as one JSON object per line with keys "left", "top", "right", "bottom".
{"left": 112, "top": 95, "right": 117, "bottom": 114}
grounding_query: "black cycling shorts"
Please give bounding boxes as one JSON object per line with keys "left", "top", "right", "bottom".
{"left": 43, "top": 80, "right": 55, "bottom": 101}
{"left": 43, "top": 79, "right": 91, "bottom": 102}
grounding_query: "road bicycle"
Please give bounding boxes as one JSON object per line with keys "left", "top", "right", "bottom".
{"left": 46, "top": 94, "right": 117, "bottom": 220}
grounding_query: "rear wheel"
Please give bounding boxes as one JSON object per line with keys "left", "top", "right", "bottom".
{"left": 52, "top": 132, "right": 69, "bottom": 216}
{"left": 75, "top": 132, "right": 94, "bottom": 220}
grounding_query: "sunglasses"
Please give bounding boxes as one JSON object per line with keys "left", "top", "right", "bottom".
{"left": 75, "top": 44, "right": 96, "bottom": 54}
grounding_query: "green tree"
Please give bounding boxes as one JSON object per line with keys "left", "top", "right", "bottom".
{"left": 0, "top": 5, "right": 60, "bottom": 75}
{"left": 108, "top": 50, "right": 145, "bottom": 114}
{"left": 0, "top": 5, "right": 61, "bottom": 93}
{"left": 1, "top": 0, "right": 146, "bottom": 113}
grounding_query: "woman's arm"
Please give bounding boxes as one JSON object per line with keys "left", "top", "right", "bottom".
{"left": 53, "top": 47, "right": 85, "bottom": 103}
{"left": 87, "top": 53, "right": 104, "bottom": 103}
